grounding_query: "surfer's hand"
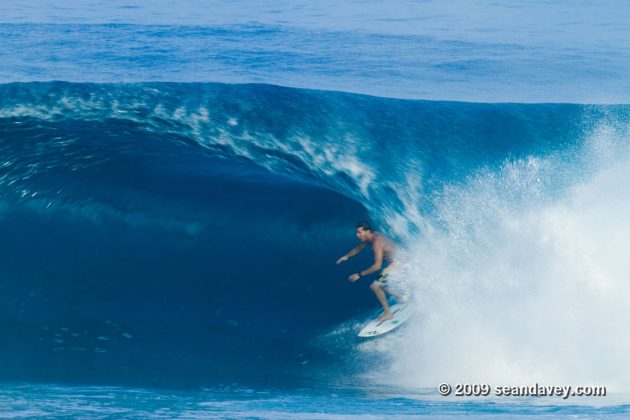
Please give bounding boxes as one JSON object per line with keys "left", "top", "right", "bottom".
{"left": 348, "top": 273, "right": 360, "bottom": 282}
{"left": 336, "top": 255, "right": 348, "bottom": 264}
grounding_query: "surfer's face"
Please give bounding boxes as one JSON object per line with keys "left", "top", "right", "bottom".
{"left": 356, "top": 227, "right": 370, "bottom": 241}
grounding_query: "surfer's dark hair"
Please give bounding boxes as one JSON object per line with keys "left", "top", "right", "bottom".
{"left": 356, "top": 221, "right": 373, "bottom": 231}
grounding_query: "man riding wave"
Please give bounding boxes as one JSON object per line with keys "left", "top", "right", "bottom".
{"left": 337, "top": 221, "right": 402, "bottom": 322}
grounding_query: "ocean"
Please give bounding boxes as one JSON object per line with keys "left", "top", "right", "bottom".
{"left": 1, "top": 1, "right": 630, "bottom": 418}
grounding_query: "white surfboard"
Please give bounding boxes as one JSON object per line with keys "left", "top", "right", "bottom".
{"left": 358, "top": 302, "right": 415, "bottom": 337}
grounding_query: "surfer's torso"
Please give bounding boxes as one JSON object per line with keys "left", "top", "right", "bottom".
{"left": 373, "top": 233, "right": 396, "bottom": 266}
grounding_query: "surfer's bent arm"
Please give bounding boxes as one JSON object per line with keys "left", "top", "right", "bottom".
{"left": 358, "top": 243, "right": 383, "bottom": 277}
{"left": 337, "top": 242, "right": 367, "bottom": 263}
{"left": 346, "top": 242, "right": 368, "bottom": 257}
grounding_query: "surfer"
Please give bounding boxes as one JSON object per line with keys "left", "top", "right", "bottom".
{"left": 336, "top": 221, "right": 399, "bottom": 322}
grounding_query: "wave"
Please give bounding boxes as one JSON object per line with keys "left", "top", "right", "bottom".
{"left": 0, "top": 81, "right": 628, "bottom": 388}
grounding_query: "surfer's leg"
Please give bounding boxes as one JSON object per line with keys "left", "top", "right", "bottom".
{"left": 379, "top": 267, "right": 408, "bottom": 302}
{"left": 370, "top": 281, "right": 393, "bottom": 322}
{"left": 385, "top": 286, "right": 402, "bottom": 299}
{"left": 384, "top": 286, "right": 408, "bottom": 303}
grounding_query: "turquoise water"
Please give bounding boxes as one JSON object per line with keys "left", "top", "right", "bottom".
{"left": 2, "top": 383, "right": 629, "bottom": 419}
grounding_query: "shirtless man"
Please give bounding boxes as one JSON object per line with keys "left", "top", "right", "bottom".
{"left": 336, "top": 221, "right": 398, "bottom": 321}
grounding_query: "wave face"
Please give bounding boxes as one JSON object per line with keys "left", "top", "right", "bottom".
{"left": 1, "top": 82, "right": 629, "bottom": 388}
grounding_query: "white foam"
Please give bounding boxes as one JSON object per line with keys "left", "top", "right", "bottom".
{"left": 370, "top": 118, "right": 630, "bottom": 391}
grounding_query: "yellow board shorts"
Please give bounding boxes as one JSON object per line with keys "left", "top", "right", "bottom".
{"left": 372, "top": 265, "right": 393, "bottom": 287}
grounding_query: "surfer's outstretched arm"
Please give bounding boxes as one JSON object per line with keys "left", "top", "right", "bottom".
{"left": 347, "top": 241, "right": 383, "bottom": 282}
{"left": 336, "top": 242, "right": 367, "bottom": 264}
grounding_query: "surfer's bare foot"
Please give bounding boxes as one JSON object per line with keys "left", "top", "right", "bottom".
{"left": 376, "top": 311, "right": 393, "bottom": 322}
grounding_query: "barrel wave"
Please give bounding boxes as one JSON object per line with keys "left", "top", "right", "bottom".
{"left": 1, "top": 82, "right": 629, "bottom": 389}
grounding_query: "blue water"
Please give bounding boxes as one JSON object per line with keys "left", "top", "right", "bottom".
{"left": 2, "top": 1, "right": 630, "bottom": 418}
{"left": 2, "top": 1, "right": 630, "bottom": 102}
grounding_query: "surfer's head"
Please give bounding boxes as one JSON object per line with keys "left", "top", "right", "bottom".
{"left": 356, "top": 221, "right": 374, "bottom": 241}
